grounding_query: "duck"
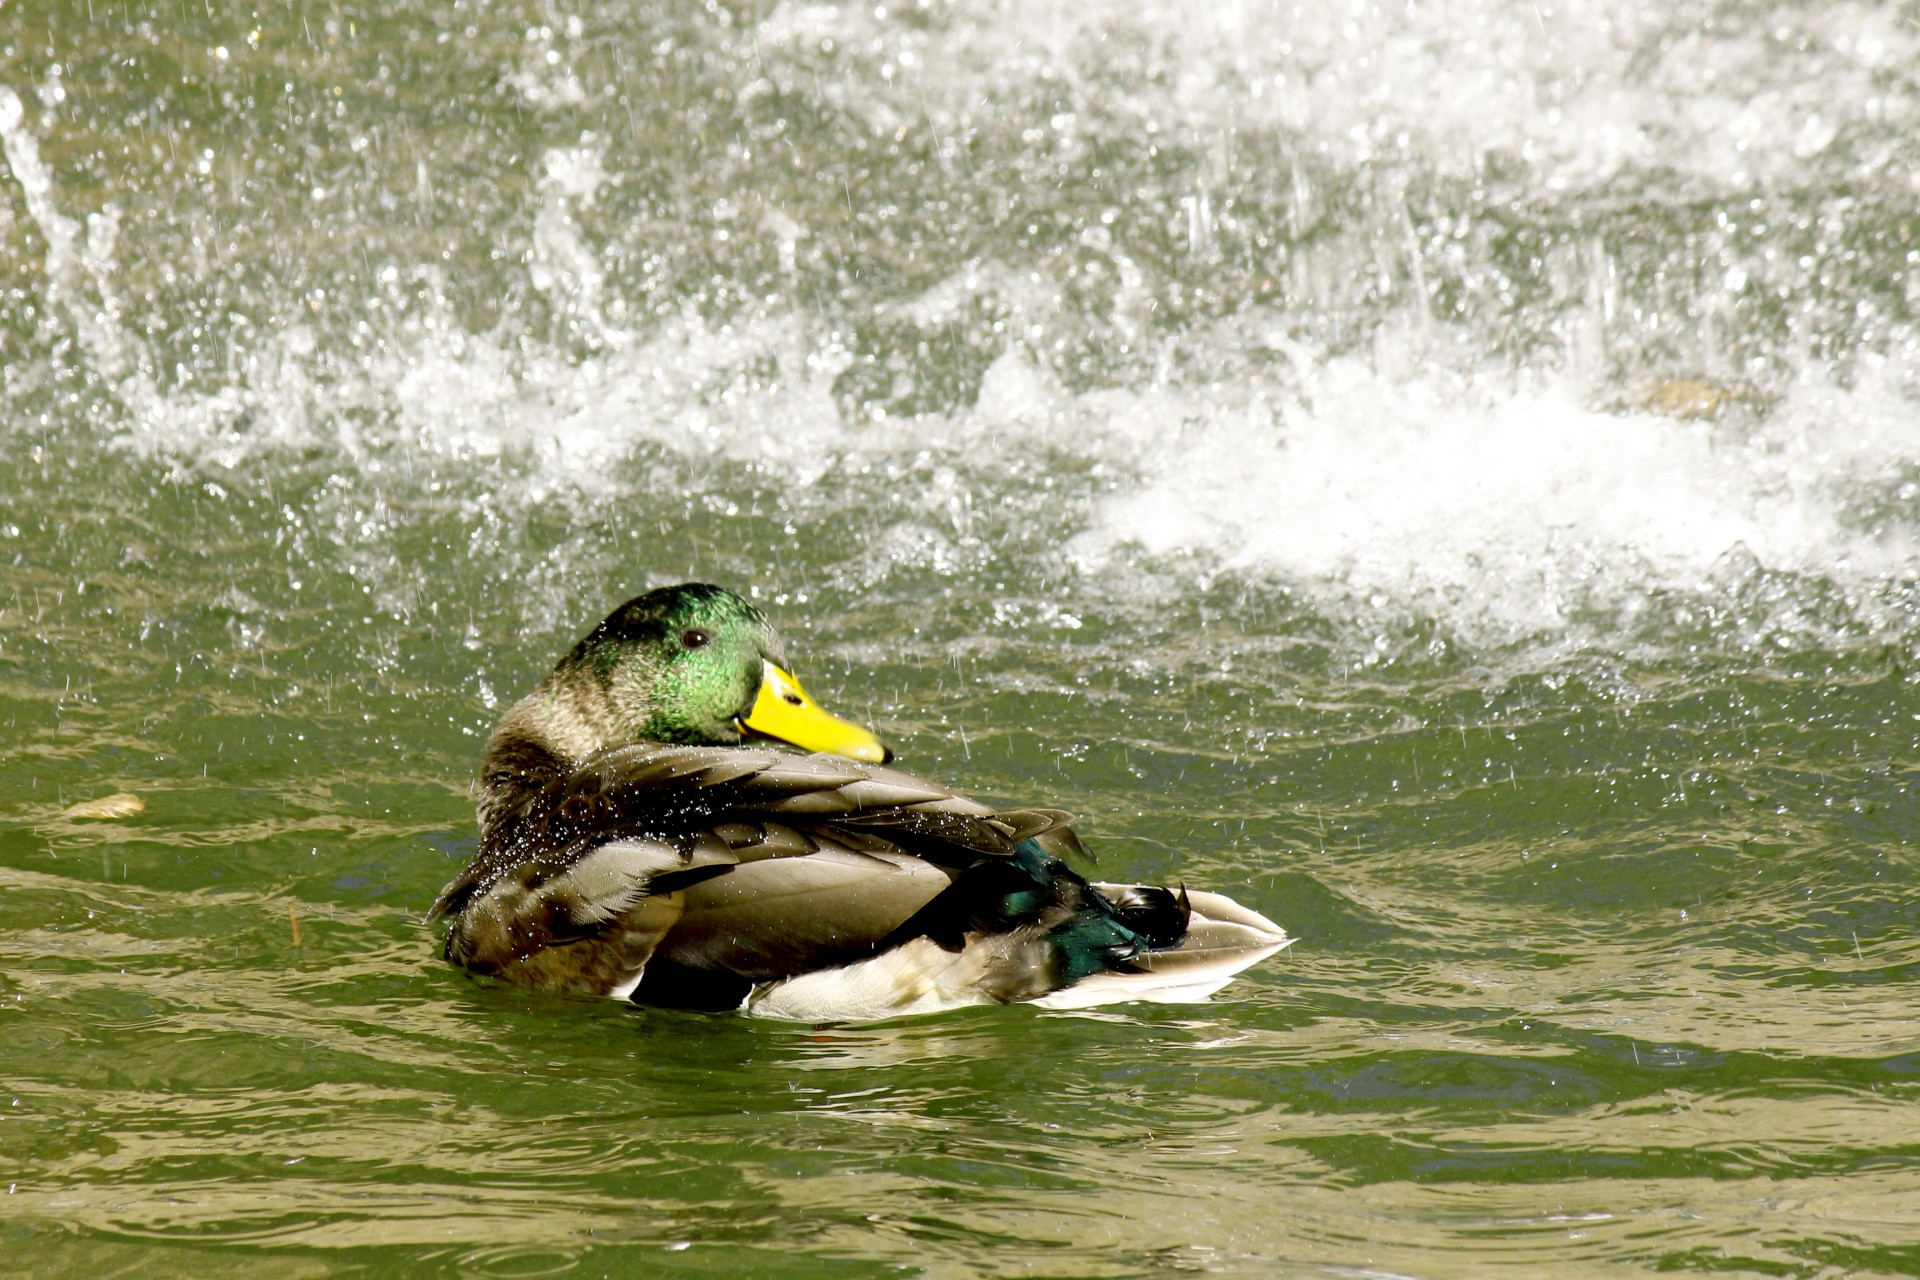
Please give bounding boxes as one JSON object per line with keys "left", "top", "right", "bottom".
{"left": 430, "top": 583, "right": 1290, "bottom": 1020}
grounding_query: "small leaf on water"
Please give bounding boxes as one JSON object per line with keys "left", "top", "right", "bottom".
{"left": 61, "top": 793, "right": 145, "bottom": 820}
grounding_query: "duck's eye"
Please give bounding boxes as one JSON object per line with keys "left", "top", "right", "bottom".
{"left": 680, "top": 629, "right": 710, "bottom": 650}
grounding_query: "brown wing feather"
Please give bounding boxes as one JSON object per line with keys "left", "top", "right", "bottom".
{"left": 661, "top": 840, "right": 955, "bottom": 980}
{"left": 441, "top": 837, "right": 694, "bottom": 995}
{"left": 435, "top": 741, "right": 1089, "bottom": 998}
{"left": 435, "top": 746, "right": 946, "bottom": 920}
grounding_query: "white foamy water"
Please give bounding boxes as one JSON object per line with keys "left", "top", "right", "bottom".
{"left": 1068, "top": 341, "right": 1920, "bottom": 642}
{"left": 5, "top": 0, "right": 1919, "bottom": 655}
{"left": 754, "top": 0, "right": 1920, "bottom": 192}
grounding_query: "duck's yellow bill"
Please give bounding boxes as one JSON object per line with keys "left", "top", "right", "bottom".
{"left": 741, "top": 662, "right": 891, "bottom": 763}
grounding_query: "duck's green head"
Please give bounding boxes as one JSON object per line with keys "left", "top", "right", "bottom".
{"left": 551, "top": 582, "right": 890, "bottom": 763}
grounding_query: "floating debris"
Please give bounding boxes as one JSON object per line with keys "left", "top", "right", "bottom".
{"left": 59, "top": 793, "right": 145, "bottom": 820}
{"left": 1628, "top": 378, "right": 1745, "bottom": 421}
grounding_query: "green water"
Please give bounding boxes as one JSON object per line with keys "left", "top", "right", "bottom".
{"left": 6, "top": 1, "right": 1920, "bottom": 1275}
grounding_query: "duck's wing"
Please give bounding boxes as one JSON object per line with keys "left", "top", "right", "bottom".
{"left": 431, "top": 744, "right": 1074, "bottom": 999}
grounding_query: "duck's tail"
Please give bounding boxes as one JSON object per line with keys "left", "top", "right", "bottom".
{"left": 741, "top": 844, "right": 1290, "bottom": 1021}
{"left": 1031, "top": 885, "right": 1292, "bottom": 1009}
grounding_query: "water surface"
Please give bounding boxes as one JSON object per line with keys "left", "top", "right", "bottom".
{"left": 4, "top": 1, "right": 1920, "bottom": 1275}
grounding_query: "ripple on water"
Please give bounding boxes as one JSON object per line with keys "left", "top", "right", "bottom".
{"left": 5, "top": 0, "right": 1920, "bottom": 1275}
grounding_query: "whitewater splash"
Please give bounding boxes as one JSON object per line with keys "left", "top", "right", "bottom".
{"left": 3, "top": 0, "right": 1919, "bottom": 655}
{"left": 1068, "top": 346, "right": 1920, "bottom": 643}
{"left": 753, "top": 0, "right": 1920, "bottom": 194}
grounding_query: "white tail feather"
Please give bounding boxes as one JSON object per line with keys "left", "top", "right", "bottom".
{"left": 742, "top": 885, "right": 1289, "bottom": 1020}
{"left": 1032, "top": 885, "right": 1292, "bottom": 1009}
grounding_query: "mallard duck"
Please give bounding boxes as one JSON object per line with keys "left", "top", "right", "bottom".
{"left": 431, "top": 583, "right": 1290, "bottom": 1019}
